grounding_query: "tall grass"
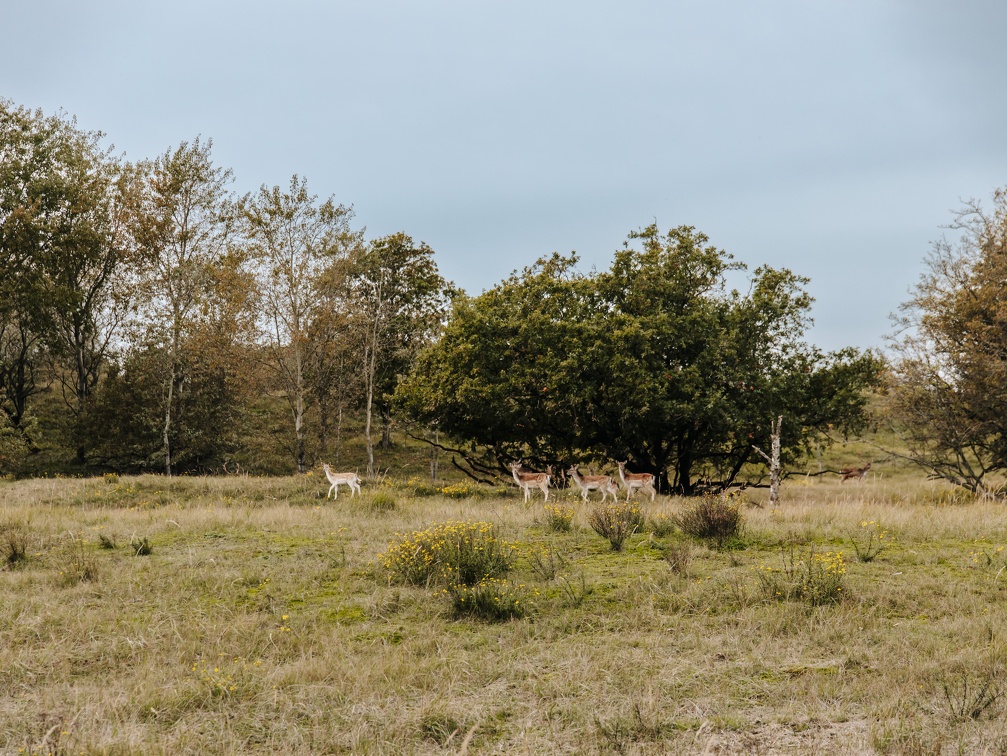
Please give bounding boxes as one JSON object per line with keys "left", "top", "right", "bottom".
{"left": 0, "top": 468, "right": 1005, "bottom": 752}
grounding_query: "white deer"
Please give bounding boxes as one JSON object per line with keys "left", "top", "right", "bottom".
{"left": 322, "top": 463, "right": 362, "bottom": 498}
{"left": 567, "top": 465, "right": 618, "bottom": 503}
{"left": 617, "top": 460, "right": 657, "bottom": 502}
{"left": 509, "top": 461, "right": 551, "bottom": 503}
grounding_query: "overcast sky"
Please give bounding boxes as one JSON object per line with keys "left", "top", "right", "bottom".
{"left": 5, "top": 1, "right": 1007, "bottom": 351}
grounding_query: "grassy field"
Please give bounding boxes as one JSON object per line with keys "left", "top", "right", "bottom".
{"left": 2, "top": 461, "right": 1007, "bottom": 754}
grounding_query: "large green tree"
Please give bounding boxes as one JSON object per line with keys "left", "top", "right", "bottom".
{"left": 398, "top": 224, "right": 881, "bottom": 491}
{"left": 887, "top": 188, "right": 1007, "bottom": 496}
{"left": 0, "top": 100, "right": 135, "bottom": 463}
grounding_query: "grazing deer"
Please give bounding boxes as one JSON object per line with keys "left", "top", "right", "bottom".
{"left": 839, "top": 462, "right": 872, "bottom": 483}
{"left": 617, "top": 460, "right": 657, "bottom": 502}
{"left": 322, "top": 463, "right": 362, "bottom": 498}
{"left": 509, "top": 461, "right": 551, "bottom": 502}
{"left": 568, "top": 465, "right": 618, "bottom": 503}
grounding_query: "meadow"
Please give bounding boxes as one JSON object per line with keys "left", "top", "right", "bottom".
{"left": 2, "top": 462, "right": 1007, "bottom": 754}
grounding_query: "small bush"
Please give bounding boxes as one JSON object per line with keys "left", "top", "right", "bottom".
{"left": 851, "top": 519, "right": 891, "bottom": 562}
{"left": 98, "top": 534, "right": 116, "bottom": 550}
{"left": 131, "top": 536, "right": 153, "bottom": 556}
{"left": 674, "top": 494, "right": 744, "bottom": 548}
{"left": 0, "top": 524, "right": 30, "bottom": 568}
{"left": 379, "top": 521, "right": 516, "bottom": 586}
{"left": 937, "top": 662, "right": 1004, "bottom": 721}
{"left": 447, "top": 577, "right": 534, "bottom": 621}
{"left": 588, "top": 502, "right": 644, "bottom": 551}
{"left": 525, "top": 544, "right": 568, "bottom": 581}
{"left": 542, "top": 504, "right": 574, "bottom": 532}
{"left": 663, "top": 541, "right": 693, "bottom": 578}
{"left": 57, "top": 536, "right": 99, "bottom": 585}
{"left": 756, "top": 543, "right": 846, "bottom": 605}
{"left": 648, "top": 513, "right": 677, "bottom": 537}
{"left": 370, "top": 492, "right": 396, "bottom": 512}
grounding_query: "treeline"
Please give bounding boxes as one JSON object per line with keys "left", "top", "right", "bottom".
{"left": 0, "top": 100, "right": 452, "bottom": 476}
{"left": 2, "top": 99, "right": 890, "bottom": 488}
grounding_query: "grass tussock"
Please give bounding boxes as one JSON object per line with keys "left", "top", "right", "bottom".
{"left": 756, "top": 542, "right": 847, "bottom": 605}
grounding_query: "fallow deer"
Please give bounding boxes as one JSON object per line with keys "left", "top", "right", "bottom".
{"left": 322, "top": 463, "right": 362, "bottom": 498}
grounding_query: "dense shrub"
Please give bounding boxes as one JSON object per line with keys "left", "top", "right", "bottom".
{"left": 379, "top": 521, "right": 516, "bottom": 586}
{"left": 674, "top": 494, "right": 744, "bottom": 548}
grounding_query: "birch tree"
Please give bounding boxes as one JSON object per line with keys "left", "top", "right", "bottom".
{"left": 128, "top": 138, "right": 234, "bottom": 476}
{"left": 348, "top": 233, "right": 452, "bottom": 477}
{"left": 243, "top": 176, "right": 357, "bottom": 473}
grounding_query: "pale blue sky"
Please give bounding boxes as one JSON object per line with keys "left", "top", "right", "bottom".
{"left": 5, "top": 1, "right": 1006, "bottom": 351}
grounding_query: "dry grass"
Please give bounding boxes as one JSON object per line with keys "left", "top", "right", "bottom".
{"left": 3, "top": 467, "right": 1007, "bottom": 752}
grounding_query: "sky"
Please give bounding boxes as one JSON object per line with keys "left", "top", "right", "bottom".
{"left": 5, "top": 0, "right": 1007, "bottom": 352}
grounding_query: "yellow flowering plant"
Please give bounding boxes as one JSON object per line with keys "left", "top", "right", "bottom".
{"left": 379, "top": 521, "right": 516, "bottom": 586}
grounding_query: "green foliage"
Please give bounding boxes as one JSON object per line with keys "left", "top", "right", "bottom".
{"left": 397, "top": 225, "right": 882, "bottom": 491}
{"left": 674, "top": 494, "right": 744, "bottom": 548}
{"left": 379, "top": 521, "right": 516, "bottom": 587}
{"left": 131, "top": 536, "right": 153, "bottom": 556}
{"left": 648, "top": 512, "right": 677, "bottom": 537}
{"left": 587, "top": 501, "right": 644, "bottom": 551}
{"left": 370, "top": 491, "right": 396, "bottom": 511}
{"left": 0, "top": 99, "right": 130, "bottom": 460}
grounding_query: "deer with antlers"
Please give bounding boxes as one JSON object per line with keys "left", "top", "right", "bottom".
{"left": 839, "top": 461, "right": 872, "bottom": 483}
{"left": 617, "top": 460, "right": 657, "bottom": 502}
{"left": 509, "top": 461, "right": 551, "bottom": 502}
{"left": 567, "top": 465, "right": 618, "bottom": 503}
{"left": 322, "top": 463, "right": 362, "bottom": 498}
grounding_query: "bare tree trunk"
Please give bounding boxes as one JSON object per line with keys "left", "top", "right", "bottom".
{"left": 753, "top": 415, "right": 783, "bottom": 507}
{"left": 364, "top": 345, "right": 376, "bottom": 478}
{"left": 334, "top": 404, "right": 343, "bottom": 466}
{"left": 430, "top": 428, "right": 439, "bottom": 481}
{"left": 380, "top": 411, "right": 392, "bottom": 449}
{"left": 163, "top": 370, "right": 173, "bottom": 477}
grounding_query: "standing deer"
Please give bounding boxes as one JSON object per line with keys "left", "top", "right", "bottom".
{"left": 509, "top": 461, "right": 551, "bottom": 502}
{"left": 322, "top": 463, "right": 362, "bottom": 498}
{"left": 617, "top": 460, "right": 657, "bottom": 502}
{"left": 568, "top": 465, "right": 618, "bottom": 503}
{"left": 839, "top": 461, "right": 872, "bottom": 483}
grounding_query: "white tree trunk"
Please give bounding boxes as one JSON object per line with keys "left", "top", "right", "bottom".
{"left": 753, "top": 415, "right": 783, "bottom": 507}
